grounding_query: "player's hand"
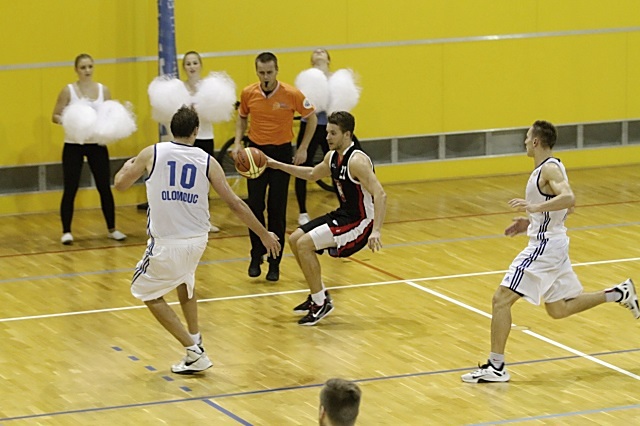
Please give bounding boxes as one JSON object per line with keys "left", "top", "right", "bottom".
{"left": 261, "top": 232, "right": 281, "bottom": 259}
{"left": 508, "top": 198, "right": 542, "bottom": 213}
{"left": 367, "top": 231, "right": 382, "bottom": 252}
{"left": 293, "top": 149, "right": 307, "bottom": 166}
{"left": 265, "top": 156, "right": 278, "bottom": 169}
{"left": 505, "top": 217, "right": 529, "bottom": 237}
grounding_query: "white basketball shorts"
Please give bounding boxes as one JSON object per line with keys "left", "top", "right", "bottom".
{"left": 131, "top": 235, "right": 208, "bottom": 302}
{"left": 500, "top": 237, "right": 583, "bottom": 305}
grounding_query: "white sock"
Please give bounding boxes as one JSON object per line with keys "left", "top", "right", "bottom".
{"left": 187, "top": 344, "right": 203, "bottom": 354}
{"left": 190, "top": 332, "right": 202, "bottom": 345}
{"left": 311, "top": 290, "right": 326, "bottom": 305}
{"left": 605, "top": 288, "right": 622, "bottom": 302}
{"left": 489, "top": 352, "right": 505, "bottom": 369}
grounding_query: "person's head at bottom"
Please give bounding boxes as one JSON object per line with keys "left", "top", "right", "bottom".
{"left": 319, "top": 378, "right": 361, "bottom": 426}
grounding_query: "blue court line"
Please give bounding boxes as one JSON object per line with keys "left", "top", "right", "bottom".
{"left": 2, "top": 220, "right": 639, "bottom": 285}
{"left": 202, "top": 400, "right": 253, "bottom": 425}
{"left": 1, "top": 348, "right": 638, "bottom": 422}
{"left": 468, "top": 403, "right": 640, "bottom": 425}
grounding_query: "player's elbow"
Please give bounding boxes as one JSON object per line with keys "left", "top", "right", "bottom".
{"left": 565, "top": 193, "right": 576, "bottom": 208}
{"left": 114, "top": 176, "right": 128, "bottom": 192}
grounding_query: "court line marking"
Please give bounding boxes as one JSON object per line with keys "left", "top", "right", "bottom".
{"left": 405, "top": 280, "right": 640, "bottom": 381}
{"left": 202, "top": 400, "right": 253, "bottom": 426}
{"left": 1, "top": 256, "right": 638, "bottom": 323}
{"left": 468, "top": 404, "right": 640, "bottom": 425}
{"left": 1, "top": 219, "right": 638, "bottom": 283}
{"left": 0, "top": 209, "right": 637, "bottom": 260}
{"left": 1, "top": 348, "right": 638, "bottom": 423}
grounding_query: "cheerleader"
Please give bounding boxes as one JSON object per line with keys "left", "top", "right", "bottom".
{"left": 52, "top": 53, "right": 135, "bottom": 245}
{"left": 294, "top": 49, "right": 361, "bottom": 225}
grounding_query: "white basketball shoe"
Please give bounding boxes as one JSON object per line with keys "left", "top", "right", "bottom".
{"left": 461, "top": 362, "right": 510, "bottom": 383}
{"left": 615, "top": 278, "right": 640, "bottom": 319}
{"left": 171, "top": 348, "right": 213, "bottom": 374}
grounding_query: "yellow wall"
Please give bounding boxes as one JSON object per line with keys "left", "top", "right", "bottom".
{"left": 1, "top": 1, "right": 639, "bottom": 214}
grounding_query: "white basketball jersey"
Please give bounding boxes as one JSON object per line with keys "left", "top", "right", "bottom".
{"left": 525, "top": 157, "right": 568, "bottom": 241}
{"left": 145, "top": 142, "right": 211, "bottom": 239}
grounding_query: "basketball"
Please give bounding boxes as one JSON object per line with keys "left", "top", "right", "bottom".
{"left": 235, "top": 147, "right": 267, "bottom": 179}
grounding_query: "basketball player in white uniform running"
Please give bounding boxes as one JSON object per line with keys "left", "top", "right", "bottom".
{"left": 266, "top": 111, "right": 387, "bottom": 325}
{"left": 115, "top": 106, "right": 280, "bottom": 374}
{"left": 462, "top": 120, "right": 639, "bottom": 383}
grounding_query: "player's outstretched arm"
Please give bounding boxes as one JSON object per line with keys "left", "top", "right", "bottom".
{"left": 266, "top": 151, "right": 330, "bottom": 181}
{"left": 208, "top": 158, "right": 281, "bottom": 258}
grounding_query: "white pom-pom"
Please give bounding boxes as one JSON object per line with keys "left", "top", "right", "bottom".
{"left": 295, "top": 68, "right": 329, "bottom": 112}
{"left": 328, "top": 69, "right": 361, "bottom": 113}
{"left": 192, "top": 72, "right": 237, "bottom": 123}
{"left": 61, "top": 100, "right": 98, "bottom": 143}
{"left": 148, "top": 75, "right": 191, "bottom": 124}
{"left": 93, "top": 100, "right": 137, "bottom": 145}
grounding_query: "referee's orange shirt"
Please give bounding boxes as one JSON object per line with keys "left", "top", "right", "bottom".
{"left": 239, "top": 81, "right": 316, "bottom": 145}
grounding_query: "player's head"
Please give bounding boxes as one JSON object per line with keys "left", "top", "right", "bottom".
{"left": 255, "top": 52, "right": 278, "bottom": 91}
{"left": 170, "top": 106, "right": 199, "bottom": 138}
{"left": 319, "top": 378, "right": 361, "bottom": 426}
{"left": 74, "top": 53, "right": 94, "bottom": 78}
{"left": 525, "top": 120, "right": 556, "bottom": 156}
{"left": 531, "top": 120, "right": 557, "bottom": 148}
{"left": 327, "top": 112, "right": 355, "bottom": 151}
{"left": 182, "top": 51, "right": 202, "bottom": 76}
{"left": 311, "top": 48, "right": 331, "bottom": 67}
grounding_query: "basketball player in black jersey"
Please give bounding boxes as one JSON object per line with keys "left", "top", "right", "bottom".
{"left": 265, "top": 111, "right": 387, "bottom": 325}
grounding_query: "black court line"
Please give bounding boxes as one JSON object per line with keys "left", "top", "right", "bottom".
{"left": 1, "top": 348, "right": 638, "bottom": 422}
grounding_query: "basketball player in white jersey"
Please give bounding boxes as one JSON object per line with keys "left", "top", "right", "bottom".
{"left": 462, "top": 120, "right": 639, "bottom": 383}
{"left": 266, "top": 111, "right": 387, "bottom": 325}
{"left": 115, "top": 106, "right": 280, "bottom": 373}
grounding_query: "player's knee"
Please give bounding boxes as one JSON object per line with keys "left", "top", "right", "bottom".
{"left": 545, "top": 304, "right": 568, "bottom": 319}
{"left": 492, "top": 287, "right": 517, "bottom": 311}
{"left": 289, "top": 229, "right": 303, "bottom": 247}
{"left": 491, "top": 293, "right": 507, "bottom": 311}
{"left": 300, "top": 237, "right": 317, "bottom": 253}
{"left": 548, "top": 311, "right": 566, "bottom": 319}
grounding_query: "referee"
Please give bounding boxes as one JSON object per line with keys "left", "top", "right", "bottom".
{"left": 233, "top": 52, "right": 317, "bottom": 281}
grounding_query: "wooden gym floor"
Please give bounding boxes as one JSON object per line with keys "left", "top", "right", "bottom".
{"left": 0, "top": 164, "right": 638, "bottom": 425}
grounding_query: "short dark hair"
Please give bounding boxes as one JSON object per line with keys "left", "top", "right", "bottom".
{"left": 170, "top": 106, "right": 199, "bottom": 138}
{"left": 255, "top": 52, "right": 278, "bottom": 70}
{"left": 74, "top": 53, "right": 93, "bottom": 68}
{"left": 320, "top": 378, "right": 361, "bottom": 426}
{"left": 531, "top": 120, "right": 557, "bottom": 149}
{"left": 328, "top": 111, "right": 355, "bottom": 136}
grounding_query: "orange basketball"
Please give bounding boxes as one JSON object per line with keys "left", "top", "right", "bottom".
{"left": 235, "top": 147, "right": 267, "bottom": 179}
